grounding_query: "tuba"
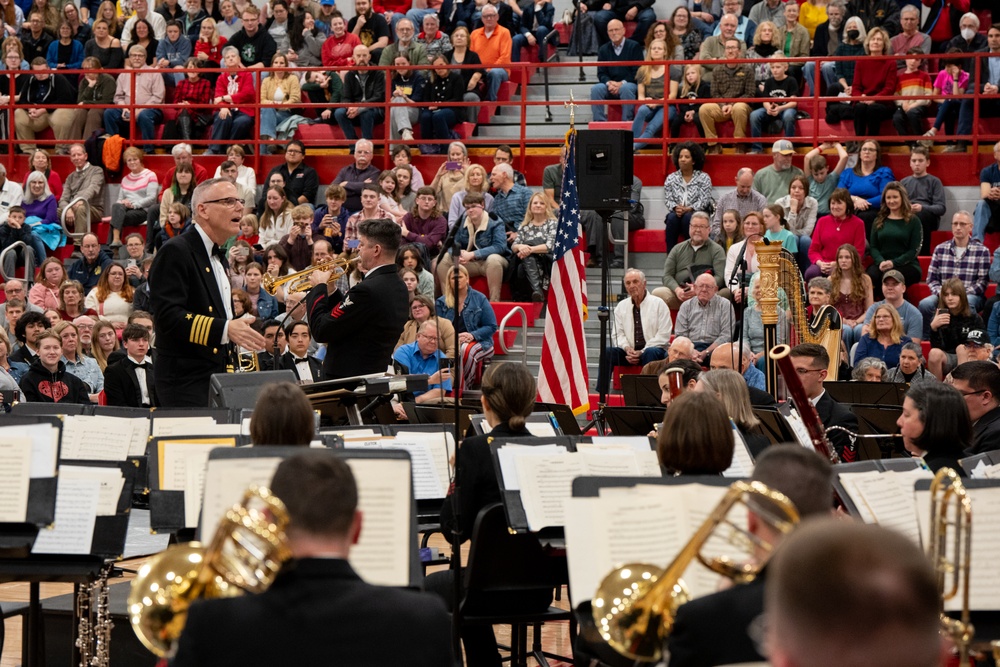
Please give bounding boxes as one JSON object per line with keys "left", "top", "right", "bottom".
{"left": 928, "top": 468, "right": 974, "bottom": 667}
{"left": 262, "top": 256, "right": 358, "bottom": 295}
{"left": 128, "top": 485, "right": 291, "bottom": 657}
{"left": 591, "top": 480, "right": 799, "bottom": 662}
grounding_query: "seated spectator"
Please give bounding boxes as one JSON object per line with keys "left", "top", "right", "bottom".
{"left": 716, "top": 208, "right": 744, "bottom": 251}
{"left": 831, "top": 241, "right": 875, "bottom": 351}
{"left": 488, "top": 162, "right": 531, "bottom": 237}
{"left": 725, "top": 210, "right": 764, "bottom": 303}
{"left": 597, "top": 269, "right": 672, "bottom": 395}
{"left": 335, "top": 44, "right": 385, "bottom": 141}
{"left": 467, "top": 4, "right": 509, "bottom": 102}
{"left": 121, "top": 0, "right": 166, "bottom": 47}
{"left": 46, "top": 20, "right": 83, "bottom": 72}
{"left": 973, "top": 141, "right": 1000, "bottom": 242}
{"left": 393, "top": 146, "right": 425, "bottom": 189}
{"left": 386, "top": 52, "right": 424, "bottom": 144}
{"left": 745, "top": 20, "right": 780, "bottom": 90}
{"left": 669, "top": 64, "right": 710, "bottom": 140}
{"left": 963, "top": 329, "right": 995, "bottom": 364}
{"left": 632, "top": 39, "right": 674, "bottom": 152}
{"left": 267, "top": 140, "right": 319, "bottom": 207}
{"left": 886, "top": 341, "right": 937, "bottom": 386}
{"left": 72, "top": 57, "right": 116, "bottom": 142}
{"left": 154, "top": 19, "right": 191, "bottom": 81}
{"left": 277, "top": 205, "right": 318, "bottom": 271}
{"left": 589, "top": 19, "right": 641, "bottom": 123}
{"left": 83, "top": 261, "right": 133, "bottom": 329}
{"left": 893, "top": 49, "right": 933, "bottom": 148}
{"left": 753, "top": 140, "right": 806, "bottom": 204}
{"left": 392, "top": 319, "right": 452, "bottom": 410}
{"left": 711, "top": 0, "right": 756, "bottom": 44}
{"left": 921, "top": 49, "right": 968, "bottom": 150}
{"left": 0, "top": 206, "right": 40, "bottom": 278}
{"left": 663, "top": 142, "right": 713, "bottom": 250}
{"left": 671, "top": 6, "right": 702, "bottom": 61}
{"left": 348, "top": 0, "right": 390, "bottom": 60}
{"left": 803, "top": 142, "right": 849, "bottom": 217}
{"left": 59, "top": 280, "right": 95, "bottom": 321}
{"left": 83, "top": 19, "right": 123, "bottom": 69}
{"left": 311, "top": 184, "right": 347, "bottom": 254}
{"left": 108, "top": 148, "right": 157, "bottom": 248}
{"left": 675, "top": 272, "right": 735, "bottom": 363}
{"left": 807, "top": 189, "right": 866, "bottom": 281}
{"left": 890, "top": 4, "right": 929, "bottom": 55}
{"left": 320, "top": 12, "right": 359, "bottom": 67}
{"left": 855, "top": 269, "right": 921, "bottom": 345}
{"left": 509, "top": 192, "right": 556, "bottom": 302}
{"left": 762, "top": 203, "right": 801, "bottom": 262}
{"left": 161, "top": 142, "right": 209, "bottom": 188}
{"left": 489, "top": 146, "right": 527, "bottom": 191}
{"left": 19, "top": 329, "right": 90, "bottom": 403}
{"left": 398, "top": 243, "right": 435, "bottom": 299}
{"left": 343, "top": 183, "right": 394, "bottom": 254}
{"left": 103, "top": 45, "right": 164, "bottom": 153}
{"left": 21, "top": 171, "right": 57, "bottom": 252}
{"left": 379, "top": 17, "right": 426, "bottom": 66}
{"left": 749, "top": 57, "right": 800, "bottom": 155}
{"left": 712, "top": 168, "right": 766, "bottom": 240}
{"left": 19, "top": 11, "right": 53, "bottom": 62}
{"left": 128, "top": 19, "right": 159, "bottom": 65}
{"left": 776, "top": 175, "right": 818, "bottom": 268}
{"left": 435, "top": 264, "right": 497, "bottom": 391}
{"left": 837, "top": 139, "right": 895, "bottom": 236}
{"left": 28, "top": 257, "right": 65, "bottom": 311}
{"left": 822, "top": 14, "right": 866, "bottom": 104}
{"left": 511, "top": 0, "right": 555, "bottom": 62}
{"left": 698, "top": 13, "right": 746, "bottom": 83}
{"left": 950, "top": 23, "right": 1000, "bottom": 154}
{"left": 855, "top": 303, "right": 911, "bottom": 369}
{"left": 54, "top": 320, "right": 101, "bottom": 399}
{"left": 226, "top": 5, "right": 276, "bottom": 69}
{"left": 699, "top": 37, "right": 754, "bottom": 154}
{"left": 927, "top": 277, "right": 984, "bottom": 379}
{"left": 899, "top": 147, "right": 945, "bottom": 254}
{"left": 401, "top": 187, "right": 447, "bottom": 259}
{"left": 154, "top": 163, "right": 195, "bottom": 241}
{"left": 258, "top": 185, "right": 294, "bottom": 249}
{"left": 265, "top": 0, "right": 291, "bottom": 52}
{"left": 120, "top": 234, "right": 149, "bottom": 286}
{"left": 68, "top": 233, "right": 112, "bottom": 292}
{"left": 435, "top": 192, "right": 508, "bottom": 301}
{"left": 397, "top": 293, "right": 455, "bottom": 356}
{"left": 259, "top": 52, "right": 301, "bottom": 147}
{"left": 918, "top": 211, "right": 988, "bottom": 338}
{"left": 207, "top": 45, "right": 256, "bottom": 154}
{"left": 776, "top": 2, "right": 809, "bottom": 82}
{"left": 241, "top": 262, "right": 279, "bottom": 321}
{"left": 13, "top": 57, "right": 75, "bottom": 155}
{"left": 799, "top": 0, "right": 830, "bottom": 41}
{"left": 448, "top": 164, "right": 493, "bottom": 228}
{"left": 103, "top": 322, "right": 155, "bottom": 406}
{"left": 193, "top": 16, "right": 227, "bottom": 69}
{"left": 335, "top": 139, "right": 381, "bottom": 211}
{"left": 704, "top": 342, "right": 773, "bottom": 407}
{"left": 852, "top": 356, "right": 888, "bottom": 381}
{"left": 741, "top": 275, "right": 787, "bottom": 371}
{"left": 866, "top": 182, "right": 922, "bottom": 299}
{"left": 851, "top": 27, "right": 898, "bottom": 139}
{"left": 419, "top": 55, "right": 465, "bottom": 153}
{"left": 376, "top": 170, "right": 407, "bottom": 223}
{"left": 10, "top": 309, "right": 50, "bottom": 364}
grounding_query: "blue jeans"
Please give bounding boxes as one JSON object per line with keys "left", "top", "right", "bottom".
{"left": 932, "top": 98, "right": 961, "bottom": 133}
{"left": 592, "top": 7, "right": 656, "bottom": 44}
{"left": 664, "top": 210, "right": 693, "bottom": 250}
{"left": 974, "top": 199, "right": 997, "bottom": 242}
{"left": 405, "top": 7, "right": 437, "bottom": 29}
{"left": 419, "top": 108, "right": 458, "bottom": 141}
{"left": 590, "top": 81, "right": 637, "bottom": 121}
{"left": 102, "top": 107, "right": 162, "bottom": 151}
{"left": 749, "top": 106, "right": 797, "bottom": 152}
{"left": 956, "top": 96, "right": 1000, "bottom": 143}
{"left": 919, "top": 293, "right": 985, "bottom": 339}
{"left": 512, "top": 26, "right": 557, "bottom": 61}
{"left": 632, "top": 104, "right": 675, "bottom": 150}
{"left": 209, "top": 109, "right": 253, "bottom": 153}
{"left": 803, "top": 61, "right": 836, "bottom": 95}
{"left": 259, "top": 107, "right": 291, "bottom": 139}
{"left": 334, "top": 107, "right": 384, "bottom": 141}
{"left": 484, "top": 68, "right": 508, "bottom": 102}
{"left": 796, "top": 235, "right": 811, "bottom": 274}
{"left": 597, "top": 345, "right": 667, "bottom": 395}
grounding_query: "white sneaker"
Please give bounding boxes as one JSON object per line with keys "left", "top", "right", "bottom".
{"left": 401, "top": 129, "right": 414, "bottom": 142}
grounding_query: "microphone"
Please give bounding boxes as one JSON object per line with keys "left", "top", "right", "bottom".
{"left": 727, "top": 233, "right": 769, "bottom": 287}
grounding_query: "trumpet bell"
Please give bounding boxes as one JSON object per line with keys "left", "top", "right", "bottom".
{"left": 593, "top": 564, "right": 690, "bottom": 662}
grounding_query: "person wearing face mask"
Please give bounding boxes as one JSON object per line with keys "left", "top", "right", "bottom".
{"left": 944, "top": 12, "right": 987, "bottom": 72}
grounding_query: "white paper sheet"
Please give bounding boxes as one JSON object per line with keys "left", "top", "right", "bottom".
{"left": 722, "top": 425, "right": 754, "bottom": 478}
{"left": 0, "top": 436, "right": 32, "bottom": 522}
{"left": 61, "top": 415, "right": 134, "bottom": 461}
{"left": 588, "top": 436, "right": 656, "bottom": 452}
{"left": 160, "top": 441, "right": 235, "bottom": 528}
{"left": 32, "top": 477, "right": 100, "bottom": 555}
{"left": 199, "top": 457, "right": 283, "bottom": 536}
{"left": 153, "top": 417, "right": 241, "bottom": 437}
{"left": 346, "top": 457, "right": 411, "bottom": 587}
{"left": 0, "top": 423, "right": 58, "bottom": 477}
{"left": 516, "top": 454, "right": 588, "bottom": 531}
{"left": 59, "top": 466, "right": 125, "bottom": 516}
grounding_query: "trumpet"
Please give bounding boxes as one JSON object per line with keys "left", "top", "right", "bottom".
{"left": 591, "top": 480, "right": 799, "bottom": 662}
{"left": 929, "top": 468, "right": 974, "bottom": 667}
{"left": 262, "top": 256, "right": 358, "bottom": 295}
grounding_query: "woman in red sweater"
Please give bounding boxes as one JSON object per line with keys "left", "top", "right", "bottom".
{"left": 852, "top": 26, "right": 898, "bottom": 138}
{"left": 805, "top": 188, "right": 866, "bottom": 280}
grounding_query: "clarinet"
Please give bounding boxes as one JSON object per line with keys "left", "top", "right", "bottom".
{"left": 75, "top": 580, "right": 93, "bottom": 667}
{"left": 93, "top": 565, "right": 113, "bottom": 667}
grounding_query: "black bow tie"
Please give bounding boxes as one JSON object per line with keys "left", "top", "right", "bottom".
{"left": 211, "top": 244, "right": 227, "bottom": 262}
{"left": 131, "top": 360, "right": 150, "bottom": 370}
{"left": 293, "top": 356, "right": 309, "bottom": 363}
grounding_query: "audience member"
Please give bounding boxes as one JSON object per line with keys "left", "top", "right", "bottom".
{"left": 674, "top": 273, "right": 735, "bottom": 363}
{"left": 919, "top": 211, "right": 989, "bottom": 334}
{"left": 335, "top": 44, "right": 385, "bottom": 141}
{"left": 803, "top": 142, "right": 849, "bottom": 217}
{"left": 749, "top": 58, "right": 800, "bottom": 154}
{"left": 886, "top": 341, "right": 937, "bottom": 386}
{"left": 892, "top": 49, "right": 932, "bottom": 145}
{"left": 711, "top": 168, "right": 766, "bottom": 240}
{"left": 973, "top": 140, "right": 1000, "bottom": 242}
{"left": 838, "top": 139, "right": 895, "bottom": 235}
{"left": 436, "top": 192, "right": 508, "bottom": 301}
{"left": 856, "top": 303, "right": 911, "bottom": 370}
{"left": 753, "top": 139, "right": 806, "bottom": 204}
{"left": 699, "top": 37, "right": 754, "bottom": 153}
{"left": 103, "top": 45, "right": 164, "bottom": 153}
{"left": 588, "top": 19, "right": 641, "bottom": 123}
{"left": 824, "top": 242, "right": 872, "bottom": 350}
{"left": 951, "top": 24, "right": 1000, "bottom": 153}
{"left": 392, "top": 319, "right": 452, "bottom": 410}
{"left": 19, "top": 329, "right": 90, "bottom": 403}
{"left": 663, "top": 142, "right": 714, "bottom": 249}
{"left": 334, "top": 139, "right": 381, "bottom": 211}
{"left": 698, "top": 13, "right": 746, "bottom": 83}
{"left": 856, "top": 269, "right": 921, "bottom": 344}
{"left": 866, "top": 182, "right": 922, "bottom": 298}
{"left": 487, "top": 162, "right": 531, "bottom": 237}
{"left": 468, "top": 4, "right": 510, "bottom": 102}
{"left": 927, "top": 277, "right": 984, "bottom": 379}
{"left": 226, "top": 4, "right": 276, "bottom": 68}
{"left": 13, "top": 58, "right": 75, "bottom": 155}
{"left": 652, "top": 211, "right": 727, "bottom": 310}
{"left": 900, "top": 147, "right": 945, "bottom": 253}
{"left": 68, "top": 233, "right": 112, "bottom": 292}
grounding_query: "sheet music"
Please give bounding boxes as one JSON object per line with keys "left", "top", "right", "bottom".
{"left": 516, "top": 453, "right": 587, "bottom": 531}
{"left": 126, "top": 418, "right": 151, "bottom": 456}
{"left": 839, "top": 470, "right": 932, "bottom": 544}
{"left": 722, "top": 424, "right": 754, "bottom": 479}
{"left": 153, "top": 417, "right": 241, "bottom": 437}
{"left": 59, "top": 466, "right": 125, "bottom": 516}
{"left": 346, "top": 458, "right": 411, "bottom": 587}
{"left": 345, "top": 432, "right": 452, "bottom": 499}
{"left": 0, "top": 423, "right": 58, "bottom": 477}
{"left": 161, "top": 441, "right": 235, "bottom": 528}
{"left": 200, "top": 457, "right": 283, "bottom": 535}
{"left": 336, "top": 429, "right": 382, "bottom": 440}
{"left": 32, "top": 477, "right": 100, "bottom": 554}
{"left": 589, "top": 436, "right": 656, "bottom": 452}
{"left": 61, "top": 415, "right": 134, "bottom": 461}
{"left": 784, "top": 408, "right": 815, "bottom": 451}
{"left": 525, "top": 420, "right": 558, "bottom": 437}
{"left": 496, "top": 445, "right": 565, "bottom": 491}
{"left": 916, "top": 485, "right": 1000, "bottom": 611}
{"left": 0, "top": 436, "right": 32, "bottom": 522}
{"left": 970, "top": 460, "right": 1000, "bottom": 479}
{"left": 577, "top": 449, "right": 641, "bottom": 476}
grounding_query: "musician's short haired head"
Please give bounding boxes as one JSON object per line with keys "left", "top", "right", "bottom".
{"left": 270, "top": 451, "right": 359, "bottom": 547}
{"left": 358, "top": 217, "right": 402, "bottom": 256}
{"left": 789, "top": 343, "right": 829, "bottom": 369}
{"left": 664, "top": 358, "right": 702, "bottom": 387}
{"left": 250, "top": 382, "right": 315, "bottom": 447}
{"left": 121, "top": 323, "right": 150, "bottom": 343}
{"left": 480, "top": 362, "right": 536, "bottom": 431}
{"left": 765, "top": 519, "right": 943, "bottom": 667}
{"left": 950, "top": 361, "right": 1000, "bottom": 416}
{"left": 656, "top": 391, "right": 734, "bottom": 474}
{"left": 751, "top": 445, "right": 832, "bottom": 518}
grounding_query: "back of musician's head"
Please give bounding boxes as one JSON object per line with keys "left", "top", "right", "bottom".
{"left": 250, "top": 382, "right": 315, "bottom": 446}
{"left": 789, "top": 343, "right": 829, "bottom": 369}
{"left": 270, "top": 451, "right": 358, "bottom": 539}
{"left": 765, "top": 519, "right": 942, "bottom": 667}
{"left": 750, "top": 445, "right": 832, "bottom": 518}
{"left": 358, "top": 217, "right": 401, "bottom": 255}
{"left": 481, "top": 362, "right": 535, "bottom": 430}
{"left": 657, "top": 391, "right": 734, "bottom": 474}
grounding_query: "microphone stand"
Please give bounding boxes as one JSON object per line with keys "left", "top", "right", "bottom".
{"left": 447, "top": 218, "right": 463, "bottom": 660}
{"left": 727, "top": 235, "right": 768, "bottom": 374}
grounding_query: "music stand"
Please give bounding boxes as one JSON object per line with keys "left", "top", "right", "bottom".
{"left": 752, "top": 407, "right": 797, "bottom": 445}
{"left": 620, "top": 375, "right": 663, "bottom": 407}
{"left": 602, "top": 406, "right": 665, "bottom": 436}
{"left": 534, "top": 402, "right": 583, "bottom": 436}
{"left": 822, "top": 381, "right": 908, "bottom": 406}
{"left": 851, "top": 405, "right": 906, "bottom": 459}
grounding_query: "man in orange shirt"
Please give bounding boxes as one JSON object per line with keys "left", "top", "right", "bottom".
{"left": 469, "top": 4, "right": 511, "bottom": 101}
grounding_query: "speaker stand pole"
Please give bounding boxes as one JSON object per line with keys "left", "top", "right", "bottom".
{"left": 581, "top": 209, "right": 615, "bottom": 435}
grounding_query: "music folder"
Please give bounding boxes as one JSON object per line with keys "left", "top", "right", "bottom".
{"left": 0, "top": 416, "right": 63, "bottom": 536}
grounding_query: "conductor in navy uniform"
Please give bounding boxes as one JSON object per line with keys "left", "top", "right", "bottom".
{"left": 306, "top": 218, "right": 410, "bottom": 380}
{"left": 150, "top": 178, "right": 265, "bottom": 407}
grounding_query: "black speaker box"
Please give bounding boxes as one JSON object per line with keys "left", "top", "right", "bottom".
{"left": 208, "top": 370, "right": 297, "bottom": 409}
{"left": 576, "top": 129, "right": 634, "bottom": 211}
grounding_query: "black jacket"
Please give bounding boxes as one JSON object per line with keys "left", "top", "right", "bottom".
{"left": 816, "top": 391, "right": 858, "bottom": 457}
{"left": 0, "top": 219, "right": 37, "bottom": 251}
{"left": 342, "top": 67, "right": 386, "bottom": 104}
{"left": 18, "top": 73, "right": 76, "bottom": 113}
{"left": 266, "top": 163, "right": 319, "bottom": 206}
{"left": 668, "top": 576, "right": 767, "bottom": 667}
{"left": 103, "top": 356, "right": 157, "bottom": 407}
{"left": 278, "top": 350, "right": 323, "bottom": 383}
{"left": 19, "top": 357, "right": 91, "bottom": 404}
{"left": 967, "top": 405, "right": 1000, "bottom": 456}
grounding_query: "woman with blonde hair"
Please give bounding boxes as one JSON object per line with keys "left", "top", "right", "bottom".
{"left": 193, "top": 16, "right": 227, "bottom": 67}
{"left": 747, "top": 20, "right": 780, "bottom": 86}
{"left": 447, "top": 163, "right": 492, "bottom": 227}
{"left": 90, "top": 319, "right": 120, "bottom": 372}
{"left": 435, "top": 264, "right": 497, "bottom": 392}
{"left": 85, "top": 263, "right": 133, "bottom": 328}
{"left": 697, "top": 368, "right": 768, "bottom": 457}
{"left": 510, "top": 192, "right": 557, "bottom": 302}
{"left": 53, "top": 320, "right": 102, "bottom": 400}
{"left": 259, "top": 51, "right": 301, "bottom": 146}
{"left": 852, "top": 26, "right": 897, "bottom": 138}
{"left": 669, "top": 63, "right": 710, "bottom": 139}
{"left": 855, "top": 304, "right": 910, "bottom": 370}
{"left": 632, "top": 38, "right": 676, "bottom": 152}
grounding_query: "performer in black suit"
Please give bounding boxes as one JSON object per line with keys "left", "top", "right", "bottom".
{"left": 951, "top": 361, "right": 1000, "bottom": 456}
{"left": 149, "top": 179, "right": 265, "bottom": 407}
{"left": 666, "top": 446, "right": 834, "bottom": 667}
{"left": 103, "top": 323, "right": 157, "bottom": 407}
{"left": 306, "top": 218, "right": 409, "bottom": 380}
{"left": 788, "top": 343, "right": 858, "bottom": 457}
{"left": 278, "top": 321, "right": 323, "bottom": 383}
{"left": 172, "top": 450, "right": 454, "bottom": 667}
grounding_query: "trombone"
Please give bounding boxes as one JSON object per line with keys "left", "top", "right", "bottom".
{"left": 591, "top": 480, "right": 799, "bottom": 662}
{"left": 928, "top": 467, "right": 974, "bottom": 667}
{"left": 262, "top": 256, "right": 359, "bottom": 295}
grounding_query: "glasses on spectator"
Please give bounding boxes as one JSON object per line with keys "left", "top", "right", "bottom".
{"left": 860, "top": 147, "right": 878, "bottom": 153}
{"left": 285, "top": 148, "right": 303, "bottom": 154}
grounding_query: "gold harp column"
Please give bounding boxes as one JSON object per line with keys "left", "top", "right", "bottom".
{"left": 755, "top": 241, "right": 782, "bottom": 398}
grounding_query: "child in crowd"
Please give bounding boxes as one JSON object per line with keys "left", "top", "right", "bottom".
{"left": 803, "top": 142, "right": 849, "bottom": 216}
{"left": 392, "top": 146, "right": 425, "bottom": 188}
{"left": 237, "top": 213, "right": 259, "bottom": 247}
{"left": 762, "top": 204, "right": 798, "bottom": 253}
{"left": 719, "top": 209, "right": 744, "bottom": 251}
{"left": 892, "top": 49, "right": 933, "bottom": 148}
{"left": 153, "top": 203, "right": 191, "bottom": 251}
{"left": 281, "top": 204, "right": 317, "bottom": 271}
{"left": 922, "top": 48, "right": 969, "bottom": 149}
{"left": 312, "top": 184, "right": 348, "bottom": 254}
{"left": 0, "top": 207, "right": 47, "bottom": 277}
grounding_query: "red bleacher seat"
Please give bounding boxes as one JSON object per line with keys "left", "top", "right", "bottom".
{"left": 921, "top": 340, "right": 931, "bottom": 360}
{"left": 469, "top": 276, "right": 510, "bottom": 301}
{"left": 918, "top": 256, "right": 931, "bottom": 276}
{"left": 492, "top": 329, "right": 518, "bottom": 354}
{"left": 988, "top": 284, "right": 997, "bottom": 299}
{"left": 588, "top": 121, "right": 632, "bottom": 131}
{"left": 611, "top": 364, "right": 642, "bottom": 390}
{"left": 491, "top": 302, "right": 542, "bottom": 328}
{"left": 906, "top": 283, "right": 932, "bottom": 305}
{"left": 629, "top": 229, "right": 666, "bottom": 253}
{"left": 930, "top": 230, "right": 951, "bottom": 249}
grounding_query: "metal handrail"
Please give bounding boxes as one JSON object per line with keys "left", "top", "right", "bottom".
{"left": 498, "top": 306, "right": 528, "bottom": 366}
{"left": 0, "top": 241, "right": 34, "bottom": 286}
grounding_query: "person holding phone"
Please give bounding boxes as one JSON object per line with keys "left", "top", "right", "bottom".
{"left": 926, "top": 277, "right": 984, "bottom": 380}
{"left": 392, "top": 319, "right": 452, "bottom": 418}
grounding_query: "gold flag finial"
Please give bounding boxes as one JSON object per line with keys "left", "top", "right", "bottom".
{"left": 565, "top": 91, "right": 576, "bottom": 129}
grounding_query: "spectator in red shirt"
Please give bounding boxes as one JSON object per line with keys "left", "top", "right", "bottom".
{"left": 206, "top": 45, "right": 256, "bottom": 154}
{"left": 321, "top": 13, "right": 360, "bottom": 68}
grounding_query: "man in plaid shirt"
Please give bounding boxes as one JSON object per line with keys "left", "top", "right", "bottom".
{"left": 918, "top": 211, "right": 990, "bottom": 338}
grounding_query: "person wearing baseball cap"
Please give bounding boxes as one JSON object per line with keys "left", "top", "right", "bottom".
{"left": 853, "top": 269, "right": 923, "bottom": 345}
{"left": 962, "top": 329, "right": 994, "bottom": 362}
{"left": 752, "top": 139, "right": 805, "bottom": 205}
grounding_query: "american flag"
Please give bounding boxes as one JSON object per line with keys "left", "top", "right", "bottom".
{"left": 537, "top": 131, "right": 589, "bottom": 414}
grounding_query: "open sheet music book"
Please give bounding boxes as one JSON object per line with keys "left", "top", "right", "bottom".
{"left": 837, "top": 468, "right": 934, "bottom": 545}
{"left": 565, "top": 482, "right": 743, "bottom": 604}
{"left": 916, "top": 482, "right": 1000, "bottom": 612}
{"left": 61, "top": 415, "right": 149, "bottom": 460}
{"left": 0, "top": 422, "right": 58, "bottom": 478}
{"left": 0, "top": 436, "right": 33, "bottom": 522}
{"left": 158, "top": 438, "right": 238, "bottom": 528}
{"left": 969, "top": 460, "right": 1000, "bottom": 479}
{"left": 501, "top": 444, "right": 662, "bottom": 531}
{"left": 343, "top": 431, "right": 454, "bottom": 500}
{"left": 32, "top": 476, "right": 101, "bottom": 555}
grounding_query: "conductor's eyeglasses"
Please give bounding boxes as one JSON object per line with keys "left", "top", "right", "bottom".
{"left": 203, "top": 197, "right": 245, "bottom": 208}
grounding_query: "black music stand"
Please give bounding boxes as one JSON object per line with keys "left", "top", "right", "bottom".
{"left": 822, "top": 381, "right": 908, "bottom": 406}
{"left": 602, "top": 406, "right": 665, "bottom": 436}
{"left": 620, "top": 374, "right": 663, "bottom": 407}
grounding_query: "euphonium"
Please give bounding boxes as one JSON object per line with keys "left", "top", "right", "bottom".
{"left": 928, "top": 468, "right": 974, "bottom": 667}
{"left": 128, "top": 485, "right": 291, "bottom": 657}
{"left": 262, "top": 256, "right": 358, "bottom": 295}
{"left": 591, "top": 480, "right": 799, "bottom": 662}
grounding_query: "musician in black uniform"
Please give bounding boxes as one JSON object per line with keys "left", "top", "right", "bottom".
{"left": 306, "top": 218, "right": 409, "bottom": 380}
{"left": 788, "top": 343, "right": 857, "bottom": 457}
{"left": 278, "top": 320, "right": 323, "bottom": 382}
{"left": 150, "top": 178, "right": 265, "bottom": 407}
